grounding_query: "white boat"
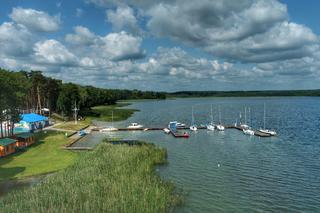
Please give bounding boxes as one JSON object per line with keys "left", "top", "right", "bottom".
{"left": 216, "top": 106, "right": 225, "bottom": 131}
{"left": 127, "top": 123, "right": 143, "bottom": 129}
{"left": 207, "top": 124, "right": 215, "bottom": 131}
{"left": 190, "top": 125, "right": 197, "bottom": 131}
{"left": 163, "top": 128, "right": 170, "bottom": 134}
{"left": 100, "top": 127, "right": 118, "bottom": 132}
{"left": 190, "top": 106, "right": 197, "bottom": 131}
{"left": 243, "top": 128, "right": 254, "bottom": 135}
{"left": 177, "top": 122, "right": 186, "bottom": 128}
{"left": 207, "top": 104, "right": 215, "bottom": 131}
{"left": 259, "top": 129, "right": 277, "bottom": 136}
{"left": 216, "top": 124, "right": 225, "bottom": 131}
{"left": 100, "top": 111, "right": 118, "bottom": 132}
{"left": 259, "top": 103, "right": 277, "bottom": 136}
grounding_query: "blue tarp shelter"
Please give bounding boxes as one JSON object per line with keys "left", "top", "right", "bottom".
{"left": 19, "top": 113, "right": 48, "bottom": 131}
{"left": 21, "top": 113, "right": 48, "bottom": 123}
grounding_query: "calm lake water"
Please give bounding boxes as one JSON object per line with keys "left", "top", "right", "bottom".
{"left": 80, "top": 97, "right": 320, "bottom": 213}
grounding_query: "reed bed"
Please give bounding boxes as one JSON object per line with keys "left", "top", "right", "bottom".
{"left": 0, "top": 142, "right": 178, "bottom": 213}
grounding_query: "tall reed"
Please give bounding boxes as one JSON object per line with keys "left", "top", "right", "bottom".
{"left": 0, "top": 143, "right": 178, "bottom": 213}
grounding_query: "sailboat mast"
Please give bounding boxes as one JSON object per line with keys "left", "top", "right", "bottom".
{"left": 244, "top": 107, "right": 247, "bottom": 124}
{"left": 210, "top": 104, "right": 213, "bottom": 123}
{"left": 263, "top": 103, "right": 266, "bottom": 129}
{"left": 219, "top": 106, "right": 221, "bottom": 124}
{"left": 191, "top": 107, "right": 194, "bottom": 125}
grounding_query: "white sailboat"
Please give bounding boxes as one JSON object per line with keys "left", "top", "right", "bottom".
{"left": 216, "top": 106, "right": 225, "bottom": 131}
{"left": 100, "top": 111, "right": 118, "bottom": 132}
{"left": 259, "top": 103, "right": 277, "bottom": 136}
{"left": 207, "top": 104, "right": 215, "bottom": 131}
{"left": 240, "top": 107, "right": 249, "bottom": 129}
{"left": 190, "top": 106, "right": 197, "bottom": 131}
{"left": 243, "top": 107, "right": 254, "bottom": 135}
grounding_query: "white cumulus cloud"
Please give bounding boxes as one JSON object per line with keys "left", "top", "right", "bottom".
{"left": 10, "top": 7, "right": 60, "bottom": 32}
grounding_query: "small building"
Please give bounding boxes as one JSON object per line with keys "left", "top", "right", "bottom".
{"left": 19, "top": 113, "right": 49, "bottom": 132}
{"left": 0, "top": 138, "right": 17, "bottom": 157}
{"left": 14, "top": 132, "right": 35, "bottom": 148}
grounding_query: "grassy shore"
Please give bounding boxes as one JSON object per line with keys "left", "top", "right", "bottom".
{"left": 0, "top": 142, "right": 178, "bottom": 212}
{"left": 90, "top": 103, "right": 138, "bottom": 122}
{"left": 0, "top": 131, "right": 78, "bottom": 182}
{"left": 54, "top": 103, "right": 137, "bottom": 131}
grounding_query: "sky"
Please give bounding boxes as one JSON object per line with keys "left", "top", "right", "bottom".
{"left": 0, "top": 0, "right": 320, "bottom": 92}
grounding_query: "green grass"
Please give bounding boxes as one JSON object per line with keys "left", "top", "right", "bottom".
{"left": 0, "top": 131, "right": 78, "bottom": 181}
{"left": 89, "top": 103, "right": 138, "bottom": 122}
{"left": 53, "top": 103, "right": 137, "bottom": 131}
{"left": 0, "top": 142, "right": 179, "bottom": 212}
{"left": 54, "top": 119, "right": 92, "bottom": 131}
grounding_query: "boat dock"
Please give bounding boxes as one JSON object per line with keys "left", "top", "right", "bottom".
{"left": 92, "top": 125, "right": 275, "bottom": 137}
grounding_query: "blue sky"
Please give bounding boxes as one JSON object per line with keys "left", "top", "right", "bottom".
{"left": 0, "top": 0, "right": 320, "bottom": 91}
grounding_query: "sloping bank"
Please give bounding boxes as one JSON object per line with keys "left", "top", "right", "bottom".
{"left": 0, "top": 142, "right": 180, "bottom": 212}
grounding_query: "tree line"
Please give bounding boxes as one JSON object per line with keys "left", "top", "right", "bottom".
{"left": 0, "top": 68, "right": 166, "bottom": 138}
{"left": 169, "top": 90, "right": 320, "bottom": 98}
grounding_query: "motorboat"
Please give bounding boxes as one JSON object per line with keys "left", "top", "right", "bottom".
{"left": 259, "top": 129, "right": 277, "bottom": 136}
{"left": 100, "top": 127, "right": 118, "bottom": 132}
{"left": 216, "top": 124, "right": 225, "bottom": 131}
{"left": 190, "top": 125, "right": 197, "bottom": 131}
{"left": 78, "top": 130, "right": 86, "bottom": 136}
{"left": 177, "top": 122, "right": 186, "bottom": 128}
{"left": 182, "top": 132, "right": 189, "bottom": 138}
{"left": 163, "top": 128, "right": 170, "bottom": 134}
{"left": 243, "top": 128, "right": 255, "bottom": 136}
{"left": 207, "top": 123, "right": 215, "bottom": 131}
{"left": 127, "top": 123, "right": 143, "bottom": 129}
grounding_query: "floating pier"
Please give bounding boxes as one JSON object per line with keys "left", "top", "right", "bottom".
{"left": 93, "top": 125, "right": 275, "bottom": 137}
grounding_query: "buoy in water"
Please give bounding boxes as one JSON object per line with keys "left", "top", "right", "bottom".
{"left": 217, "top": 164, "right": 221, "bottom": 167}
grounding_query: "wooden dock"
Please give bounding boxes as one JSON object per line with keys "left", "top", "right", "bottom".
{"left": 93, "top": 125, "right": 275, "bottom": 137}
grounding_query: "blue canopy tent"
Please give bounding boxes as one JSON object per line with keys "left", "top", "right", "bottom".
{"left": 19, "top": 113, "right": 49, "bottom": 132}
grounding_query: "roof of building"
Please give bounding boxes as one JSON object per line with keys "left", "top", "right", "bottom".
{"left": 0, "top": 138, "right": 17, "bottom": 146}
{"left": 15, "top": 132, "right": 34, "bottom": 139}
{"left": 21, "top": 113, "right": 48, "bottom": 123}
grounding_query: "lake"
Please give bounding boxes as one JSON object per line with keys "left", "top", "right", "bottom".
{"left": 82, "top": 97, "right": 320, "bottom": 212}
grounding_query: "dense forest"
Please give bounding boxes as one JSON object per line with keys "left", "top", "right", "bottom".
{"left": 0, "top": 68, "right": 165, "bottom": 137}
{"left": 169, "top": 90, "right": 320, "bottom": 98}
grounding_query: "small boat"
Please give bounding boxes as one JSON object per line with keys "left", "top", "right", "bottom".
{"left": 177, "top": 122, "right": 186, "bottom": 128}
{"left": 182, "top": 132, "right": 189, "bottom": 138}
{"left": 207, "top": 124, "right": 215, "bottom": 131}
{"left": 78, "top": 130, "right": 86, "bottom": 136}
{"left": 127, "top": 123, "right": 143, "bottom": 129}
{"left": 259, "top": 129, "right": 277, "bottom": 136}
{"left": 190, "top": 125, "right": 197, "bottom": 131}
{"left": 216, "top": 124, "right": 225, "bottom": 131}
{"left": 243, "top": 128, "right": 255, "bottom": 136}
{"left": 100, "top": 127, "right": 118, "bottom": 132}
{"left": 143, "top": 128, "right": 148, "bottom": 131}
{"left": 259, "top": 103, "right": 277, "bottom": 136}
{"left": 163, "top": 128, "right": 170, "bottom": 134}
{"left": 190, "top": 106, "right": 197, "bottom": 131}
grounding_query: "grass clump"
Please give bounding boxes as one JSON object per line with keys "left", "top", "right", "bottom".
{"left": 0, "top": 143, "right": 178, "bottom": 213}
{"left": 0, "top": 131, "right": 78, "bottom": 181}
{"left": 90, "top": 104, "right": 138, "bottom": 122}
